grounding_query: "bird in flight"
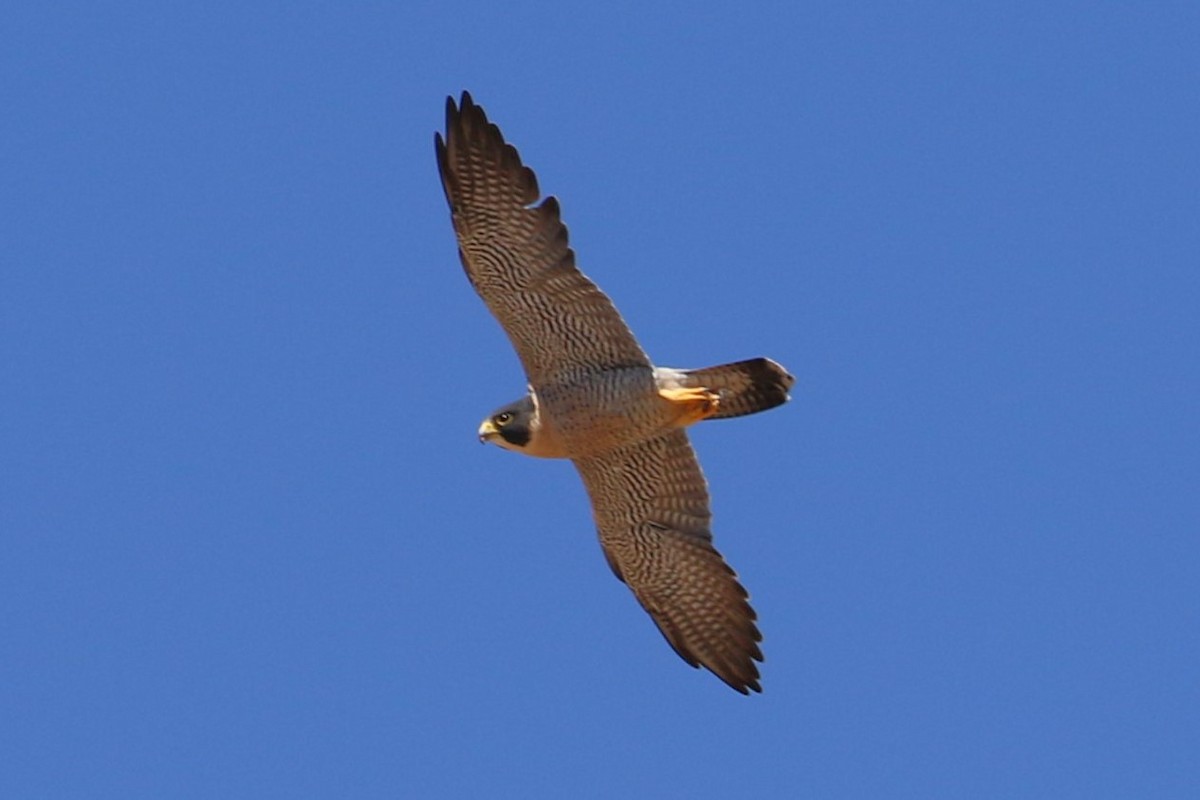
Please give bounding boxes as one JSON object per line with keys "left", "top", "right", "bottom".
{"left": 435, "top": 92, "right": 794, "bottom": 693}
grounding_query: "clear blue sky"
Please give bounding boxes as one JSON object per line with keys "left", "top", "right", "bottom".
{"left": 3, "top": 2, "right": 1197, "bottom": 797}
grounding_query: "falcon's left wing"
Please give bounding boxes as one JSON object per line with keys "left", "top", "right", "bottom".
{"left": 436, "top": 92, "right": 650, "bottom": 389}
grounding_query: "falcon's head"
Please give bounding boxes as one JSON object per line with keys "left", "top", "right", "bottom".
{"left": 477, "top": 393, "right": 568, "bottom": 459}
{"left": 477, "top": 396, "right": 536, "bottom": 452}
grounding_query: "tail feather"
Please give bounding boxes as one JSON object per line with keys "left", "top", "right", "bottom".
{"left": 657, "top": 358, "right": 795, "bottom": 420}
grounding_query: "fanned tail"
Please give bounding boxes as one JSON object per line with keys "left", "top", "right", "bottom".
{"left": 656, "top": 358, "right": 795, "bottom": 420}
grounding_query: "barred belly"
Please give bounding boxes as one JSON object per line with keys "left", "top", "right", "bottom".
{"left": 536, "top": 366, "right": 667, "bottom": 457}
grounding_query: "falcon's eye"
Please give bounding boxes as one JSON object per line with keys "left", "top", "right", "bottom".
{"left": 495, "top": 412, "right": 514, "bottom": 426}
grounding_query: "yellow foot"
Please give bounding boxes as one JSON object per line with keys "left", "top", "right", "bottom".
{"left": 659, "top": 386, "right": 721, "bottom": 427}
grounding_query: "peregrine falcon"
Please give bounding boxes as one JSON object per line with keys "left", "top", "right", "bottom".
{"left": 436, "top": 92, "right": 794, "bottom": 694}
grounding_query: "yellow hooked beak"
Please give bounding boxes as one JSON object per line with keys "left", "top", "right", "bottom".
{"left": 477, "top": 419, "right": 500, "bottom": 444}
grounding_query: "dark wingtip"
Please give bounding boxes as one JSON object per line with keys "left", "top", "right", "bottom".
{"left": 443, "top": 91, "right": 479, "bottom": 137}
{"left": 722, "top": 661, "right": 763, "bottom": 695}
{"left": 715, "top": 667, "right": 762, "bottom": 695}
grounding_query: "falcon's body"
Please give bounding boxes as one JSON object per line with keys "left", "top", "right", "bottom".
{"left": 436, "top": 92, "right": 794, "bottom": 694}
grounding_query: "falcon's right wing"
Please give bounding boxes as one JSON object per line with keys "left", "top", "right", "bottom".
{"left": 573, "top": 429, "right": 763, "bottom": 693}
